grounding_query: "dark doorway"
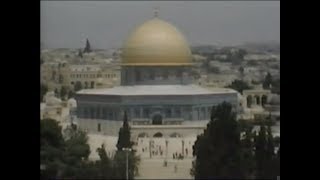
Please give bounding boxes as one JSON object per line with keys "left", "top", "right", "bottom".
{"left": 152, "top": 114, "right": 163, "bottom": 125}
{"left": 247, "top": 95, "right": 252, "bottom": 108}
{"left": 262, "top": 95, "right": 268, "bottom": 107}
{"left": 255, "top": 95, "right": 260, "bottom": 105}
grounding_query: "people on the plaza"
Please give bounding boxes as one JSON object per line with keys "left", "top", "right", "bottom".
{"left": 163, "top": 160, "right": 167, "bottom": 167}
{"left": 174, "top": 164, "right": 178, "bottom": 173}
{"left": 173, "top": 153, "right": 175, "bottom": 159}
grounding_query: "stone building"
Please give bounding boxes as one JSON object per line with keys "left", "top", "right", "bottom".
{"left": 74, "top": 14, "right": 238, "bottom": 138}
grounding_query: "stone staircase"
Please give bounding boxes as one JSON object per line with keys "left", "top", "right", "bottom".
{"left": 136, "top": 158, "right": 194, "bottom": 179}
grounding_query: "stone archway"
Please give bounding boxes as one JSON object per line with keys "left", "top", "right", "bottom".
{"left": 152, "top": 114, "right": 163, "bottom": 125}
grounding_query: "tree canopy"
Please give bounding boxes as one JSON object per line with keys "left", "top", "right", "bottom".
{"left": 74, "top": 81, "right": 82, "bottom": 92}
{"left": 225, "top": 79, "right": 252, "bottom": 94}
{"left": 192, "top": 102, "right": 280, "bottom": 179}
{"left": 41, "top": 115, "right": 141, "bottom": 179}
{"left": 114, "top": 111, "right": 140, "bottom": 179}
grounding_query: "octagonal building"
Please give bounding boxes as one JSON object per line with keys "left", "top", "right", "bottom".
{"left": 75, "top": 15, "right": 238, "bottom": 137}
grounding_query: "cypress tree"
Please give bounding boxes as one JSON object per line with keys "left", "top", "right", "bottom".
{"left": 116, "top": 111, "right": 132, "bottom": 150}
{"left": 114, "top": 112, "right": 140, "bottom": 179}
{"left": 83, "top": 38, "right": 92, "bottom": 53}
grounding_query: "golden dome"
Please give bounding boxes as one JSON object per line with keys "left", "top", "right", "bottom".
{"left": 121, "top": 17, "right": 192, "bottom": 66}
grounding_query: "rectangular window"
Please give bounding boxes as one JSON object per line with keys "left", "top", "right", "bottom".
{"left": 102, "top": 108, "right": 107, "bottom": 119}
{"left": 166, "top": 108, "right": 171, "bottom": 118}
{"left": 134, "top": 108, "right": 140, "bottom": 118}
{"left": 175, "top": 108, "right": 181, "bottom": 118}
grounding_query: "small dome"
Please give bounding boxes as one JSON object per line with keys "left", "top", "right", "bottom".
{"left": 121, "top": 17, "right": 192, "bottom": 66}
{"left": 67, "top": 98, "right": 77, "bottom": 108}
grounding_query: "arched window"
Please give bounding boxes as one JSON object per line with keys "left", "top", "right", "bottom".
{"left": 255, "top": 95, "right": 260, "bottom": 105}
{"left": 262, "top": 95, "right": 268, "bottom": 107}
{"left": 138, "top": 132, "right": 149, "bottom": 138}
{"left": 153, "top": 132, "right": 163, "bottom": 137}
{"left": 247, "top": 95, "right": 253, "bottom": 108}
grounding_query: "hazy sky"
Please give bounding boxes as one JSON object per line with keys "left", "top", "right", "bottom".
{"left": 41, "top": 1, "right": 280, "bottom": 49}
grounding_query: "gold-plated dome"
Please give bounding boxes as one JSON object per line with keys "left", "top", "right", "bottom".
{"left": 121, "top": 17, "right": 192, "bottom": 66}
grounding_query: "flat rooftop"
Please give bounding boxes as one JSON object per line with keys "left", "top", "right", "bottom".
{"left": 77, "top": 85, "right": 237, "bottom": 96}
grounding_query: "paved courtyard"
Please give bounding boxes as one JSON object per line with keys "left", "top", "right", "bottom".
{"left": 136, "top": 158, "right": 193, "bottom": 179}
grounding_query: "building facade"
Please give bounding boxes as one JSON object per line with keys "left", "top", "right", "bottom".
{"left": 75, "top": 16, "right": 238, "bottom": 136}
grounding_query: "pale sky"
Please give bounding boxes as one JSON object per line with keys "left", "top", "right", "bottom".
{"left": 41, "top": 1, "right": 280, "bottom": 49}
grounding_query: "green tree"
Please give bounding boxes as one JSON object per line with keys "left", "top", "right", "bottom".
{"left": 83, "top": 38, "right": 92, "bottom": 53}
{"left": 60, "top": 86, "right": 68, "bottom": 100}
{"left": 114, "top": 112, "right": 140, "bottom": 179}
{"left": 54, "top": 88, "right": 60, "bottom": 98}
{"left": 74, "top": 81, "right": 82, "bottom": 92}
{"left": 240, "top": 126, "right": 256, "bottom": 178}
{"left": 41, "top": 121, "right": 95, "bottom": 179}
{"left": 116, "top": 112, "right": 133, "bottom": 150}
{"left": 78, "top": 49, "right": 83, "bottom": 58}
{"left": 226, "top": 79, "right": 252, "bottom": 94}
{"left": 239, "top": 66, "right": 244, "bottom": 77}
{"left": 40, "top": 119, "right": 65, "bottom": 179}
{"left": 68, "top": 90, "right": 75, "bottom": 99}
{"left": 41, "top": 83, "right": 48, "bottom": 102}
{"left": 95, "top": 144, "right": 112, "bottom": 178}
{"left": 254, "top": 124, "right": 278, "bottom": 179}
{"left": 192, "top": 102, "right": 246, "bottom": 179}
{"left": 263, "top": 72, "right": 273, "bottom": 89}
